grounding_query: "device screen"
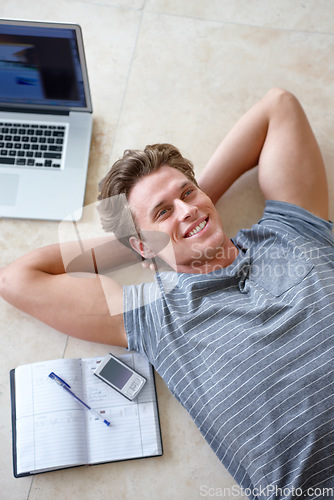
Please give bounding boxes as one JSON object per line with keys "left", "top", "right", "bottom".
{"left": 99, "top": 358, "right": 133, "bottom": 390}
{"left": 0, "top": 23, "right": 86, "bottom": 108}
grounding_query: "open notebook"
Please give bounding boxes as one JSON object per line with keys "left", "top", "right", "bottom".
{"left": 10, "top": 353, "right": 162, "bottom": 477}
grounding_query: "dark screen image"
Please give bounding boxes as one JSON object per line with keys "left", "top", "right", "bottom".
{"left": 0, "top": 25, "right": 86, "bottom": 108}
{"left": 99, "top": 358, "right": 133, "bottom": 390}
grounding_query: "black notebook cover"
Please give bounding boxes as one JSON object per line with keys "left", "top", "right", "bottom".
{"left": 10, "top": 359, "right": 163, "bottom": 478}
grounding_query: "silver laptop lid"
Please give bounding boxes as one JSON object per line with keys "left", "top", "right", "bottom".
{"left": 0, "top": 19, "right": 92, "bottom": 114}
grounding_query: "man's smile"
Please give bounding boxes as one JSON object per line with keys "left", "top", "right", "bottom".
{"left": 184, "top": 217, "right": 209, "bottom": 238}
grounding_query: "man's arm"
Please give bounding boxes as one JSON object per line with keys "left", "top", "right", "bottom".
{"left": 0, "top": 240, "right": 129, "bottom": 347}
{"left": 198, "top": 88, "right": 329, "bottom": 220}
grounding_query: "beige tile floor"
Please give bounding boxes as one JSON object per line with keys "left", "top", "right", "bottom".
{"left": 1, "top": 1, "right": 334, "bottom": 499}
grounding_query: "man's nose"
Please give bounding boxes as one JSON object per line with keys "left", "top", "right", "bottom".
{"left": 174, "top": 199, "right": 197, "bottom": 220}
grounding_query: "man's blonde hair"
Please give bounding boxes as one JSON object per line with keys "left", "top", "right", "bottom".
{"left": 98, "top": 144, "right": 198, "bottom": 247}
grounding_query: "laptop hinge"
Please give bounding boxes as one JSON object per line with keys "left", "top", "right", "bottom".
{"left": 0, "top": 107, "right": 70, "bottom": 116}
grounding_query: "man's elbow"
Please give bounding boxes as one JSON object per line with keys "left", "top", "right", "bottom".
{"left": 0, "top": 262, "right": 35, "bottom": 307}
{"left": 0, "top": 265, "right": 15, "bottom": 300}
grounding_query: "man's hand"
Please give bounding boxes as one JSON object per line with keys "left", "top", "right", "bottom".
{"left": 0, "top": 242, "right": 128, "bottom": 347}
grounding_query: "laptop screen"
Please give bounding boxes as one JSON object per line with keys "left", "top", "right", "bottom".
{"left": 0, "top": 20, "right": 92, "bottom": 112}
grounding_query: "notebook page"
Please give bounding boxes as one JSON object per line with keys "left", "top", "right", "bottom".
{"left": 129, "top": 354, "right": 162, "bottom": 456}
{"left": 133, "top": 362, "right": 162, "bottom": 457}
{"left": 15, "top": 359, "right": 88, "bottom": 474}
{"left": 81, "top": 354, "right": 162, "bottom": 463}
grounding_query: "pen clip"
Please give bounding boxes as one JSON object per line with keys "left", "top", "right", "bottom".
{"left": 49, "top": 372, "right": 71, "bottom": 388}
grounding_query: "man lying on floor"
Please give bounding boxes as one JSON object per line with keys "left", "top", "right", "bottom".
{"left": 1, "top": 88, "right": 333, "bottom": 499}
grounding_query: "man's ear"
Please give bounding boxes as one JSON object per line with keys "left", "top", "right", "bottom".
{"left": 129, "top": 236, "right": 156, "bottom": 259}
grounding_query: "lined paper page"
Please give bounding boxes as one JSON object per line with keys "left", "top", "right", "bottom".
{"left": 132, "top": 355, "right": 163, "bottom": 457}
{"left": 82, "top": 354, "right": 162, "bottom": 463}
{"left": 14, "top": 354, "right": 161, "bottom": 474}
{"left": 15, "top": 359, "right": 88, "bottom": 474}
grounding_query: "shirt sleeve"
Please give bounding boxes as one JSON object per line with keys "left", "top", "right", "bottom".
{"left": 259, "top": 200, "right": 334, "bottom": 245}
{"left": 123, "top": 281, "right": 163, "bottom": 365}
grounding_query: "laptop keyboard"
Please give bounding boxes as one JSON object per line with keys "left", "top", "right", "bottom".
{"left": 0, "top": 121, "right": 68, "bottom": 169}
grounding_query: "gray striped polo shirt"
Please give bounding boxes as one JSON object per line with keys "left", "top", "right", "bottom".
{"left": 124, "top": 200, "right": 334, "bottom": 499}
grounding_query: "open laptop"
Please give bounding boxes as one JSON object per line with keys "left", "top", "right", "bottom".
{"left": 0, "top": 19, "right": 93, "bottom": 221}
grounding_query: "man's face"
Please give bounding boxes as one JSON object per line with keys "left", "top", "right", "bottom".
{"left": 128, "top": 165, "right": 231, "bottom": 273}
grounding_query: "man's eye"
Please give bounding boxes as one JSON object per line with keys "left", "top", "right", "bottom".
{"left": 184, "top": 188, "right": 193, "bottom": 197}
{"left": 158, "top": 208, "right": 168, "bottom": 218}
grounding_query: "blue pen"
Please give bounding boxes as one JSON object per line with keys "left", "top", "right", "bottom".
{"left": 48, "top": 372, "right": 111, "bottom": 428}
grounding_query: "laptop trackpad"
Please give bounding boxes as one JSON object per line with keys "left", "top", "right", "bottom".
{"left": 0, "top": 174, "right": 19, "bottom": 206}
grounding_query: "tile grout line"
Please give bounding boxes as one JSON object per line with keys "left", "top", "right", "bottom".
{"left": 66, "top": 0, "right": 144, "bottom": 14}
{"left": 61, "top": 336, "right": 70, "bottom": 359}
{"left": 27, "top": 476, "right": 34, "bottom": 499}
{"left": 108, "top": 1, "right": 146, "bottom": 161}
{"left": 143, "top": 8, "right": 334, "bottom": 37}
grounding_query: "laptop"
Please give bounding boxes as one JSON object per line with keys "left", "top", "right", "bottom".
{"left": 0, "top": 19, "right": 93, "bottom": 221}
